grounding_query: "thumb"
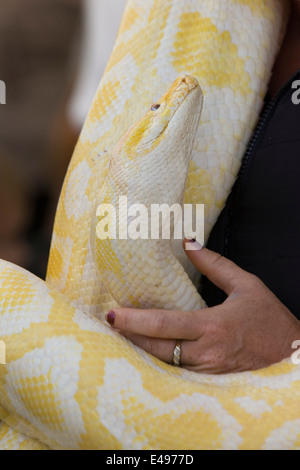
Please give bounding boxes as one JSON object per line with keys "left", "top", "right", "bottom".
{"left": 183, "top": 239, "right": 249, "bottom": 295}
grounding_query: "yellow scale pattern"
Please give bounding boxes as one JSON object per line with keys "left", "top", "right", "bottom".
{"left": 1, "top": 0, "right": 299, "bottom": 451}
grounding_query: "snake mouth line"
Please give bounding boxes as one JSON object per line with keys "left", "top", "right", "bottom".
{"left": 145, "top": 82, "right": 201, "bottom": 145}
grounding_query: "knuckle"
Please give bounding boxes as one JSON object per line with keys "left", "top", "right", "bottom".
{"left": 243, "top": 272, "right": 263, "bottom": 291}
{"left": 146, "top": 337, "right": 160, "bottom": 357}
{"left": 206, "top": 253, "right": 225, "bottom": 276}
{"left": 200, "top": 350, "right": 221, "bottom": 369}
{"left": 202, "top": 317, "right": 224, "bottom": 341}
{"left": 122, "top": 313, "right": 130, "bottom": 330}
{"left": 203, "top": 342, "right": 231, "bottom": 369}
{"left": 152, "top": 312, "right": 169, "bottom": 335}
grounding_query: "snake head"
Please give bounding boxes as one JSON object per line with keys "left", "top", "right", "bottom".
{"left": 110, "top": 75, "right": 203, "bottom": 204}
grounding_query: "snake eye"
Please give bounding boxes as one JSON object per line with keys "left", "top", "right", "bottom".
{"left": 151, "top": 104, "right": 160, "bottom": 111}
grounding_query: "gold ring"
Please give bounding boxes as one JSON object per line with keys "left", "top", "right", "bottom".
{"left": 173, "top": 340, "right": 182, "bottom": 367}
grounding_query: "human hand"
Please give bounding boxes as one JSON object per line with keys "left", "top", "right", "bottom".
{"left": 106, "top": 240, "right": 300, "bottom": 373}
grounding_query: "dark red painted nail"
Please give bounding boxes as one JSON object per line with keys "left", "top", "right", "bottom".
{"left": 106, "top": 311, "right": 116, "bottom": 326}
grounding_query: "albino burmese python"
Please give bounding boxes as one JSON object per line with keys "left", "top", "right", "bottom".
{"left": 0, "top": 0, "right": 299, "bottom": 451}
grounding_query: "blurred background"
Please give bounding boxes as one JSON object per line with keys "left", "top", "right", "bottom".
{"left": 0, "top": 0, "right": 125, "bottom": 279}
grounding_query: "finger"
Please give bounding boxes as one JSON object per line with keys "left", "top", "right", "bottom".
{"left": 121, "top": 332, "right": 180, "bottom": 364}
{"left": 121, "top": 331, "right": 199, "bottom": 368}
{"left": 106, "top": 308, "right": 200, "bottom": 340}
{"left": 183, "top": 239, "right": 250, "bottom": 295}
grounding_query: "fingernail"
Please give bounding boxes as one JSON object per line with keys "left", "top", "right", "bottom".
{"left": 185, "top": 238, "right": 203, "bottom": 251}
{"left": 106, "top": 311, "right": 116, "bottom": 326}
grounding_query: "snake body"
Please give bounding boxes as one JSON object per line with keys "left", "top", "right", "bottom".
{"left": 1, "top": 0, "right": 300, "bottom": 451}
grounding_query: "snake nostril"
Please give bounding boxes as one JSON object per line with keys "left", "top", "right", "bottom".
{"left": 182, "top": 77, "right": 187, "bottom": 83}
{"left": 151, "top": 104, "right": 160, "bottom": 111}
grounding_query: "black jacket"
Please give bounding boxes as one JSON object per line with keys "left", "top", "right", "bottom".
{"left": 202, "top": 70, "right": 300, "bottom": 320}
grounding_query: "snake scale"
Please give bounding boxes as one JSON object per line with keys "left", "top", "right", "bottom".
{"left": 1, "top": 0, "right": 300, "bottom": 451}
